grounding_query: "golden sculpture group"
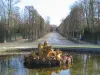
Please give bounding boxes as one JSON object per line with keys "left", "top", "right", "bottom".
{"left": 35, "top": 41, "right": 63, "bottom": 60}
{"left": 24, "top": 41, "right": 73, "bottom": 68}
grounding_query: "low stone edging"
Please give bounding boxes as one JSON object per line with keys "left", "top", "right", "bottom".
{"left": 0, "top": 46, "right": 100, "bottom": 53}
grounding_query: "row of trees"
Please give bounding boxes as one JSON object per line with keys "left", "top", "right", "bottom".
{"left": 0, "top": 0, "right": 50, "bottom": 43}
{"left": 58, "top": 0, "right": 100, "bottom": 44}
{"left": 0, "top": 0, "right": 21, "bottom": 42}
{"left": 22, "top": 6, "right": 50, "bottom": 42}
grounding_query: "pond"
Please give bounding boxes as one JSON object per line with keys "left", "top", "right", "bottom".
{"left": 0, "top": 52, "right": 100, "bottom": 75}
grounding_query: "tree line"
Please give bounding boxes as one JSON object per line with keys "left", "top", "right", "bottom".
{"left": 0, "top": 0, "right": 50, "bottom": 43}
{"left": 58, "top": 0, "right": 100, "bottom": 44}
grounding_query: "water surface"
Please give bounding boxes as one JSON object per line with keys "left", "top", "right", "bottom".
{"left": 0, "top": 52, "right": 100, "bottom": 75}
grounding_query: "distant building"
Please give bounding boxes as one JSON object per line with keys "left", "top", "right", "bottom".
{"left": 50, "top": 25, "right": 57, "bottom": 32}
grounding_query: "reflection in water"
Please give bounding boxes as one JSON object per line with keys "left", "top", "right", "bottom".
{"left": 70, "top": 53, "right": 100, "bottom": 75}
{"left": 0, "top": 52, "right": 100, "bottom": 75}
{"left": 0, "top": 55, "right": 25, "bottom": 75}
{"left": 0, "top": 55, "right": 71, "bottom": 75}
{"left": 28, "top": 67, "right": 70, "bottom": 75}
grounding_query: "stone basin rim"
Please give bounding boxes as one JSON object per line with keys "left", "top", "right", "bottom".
{"left": 0, "top": 45, "right": 100, "bottom": 53}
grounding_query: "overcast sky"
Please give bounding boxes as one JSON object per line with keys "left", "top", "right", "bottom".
{"left": 18, "top": 0, "right": 78, "bottom": 25}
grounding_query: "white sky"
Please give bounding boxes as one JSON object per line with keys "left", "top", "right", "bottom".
{"left": 18, "top": 0, "right": 78, "bottom": 25}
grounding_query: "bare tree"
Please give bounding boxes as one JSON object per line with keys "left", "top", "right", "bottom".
{"left": 6, "top": 0, "right": 20, "bottom": 41}
{"left": 23, "top": 5, "right": 50, "bottom": 42}
{"left": 58, "top": 2, "right": 84, "bottom": 40}
{"left": 58, "top": 0, "right": 100, "bottom": 44}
